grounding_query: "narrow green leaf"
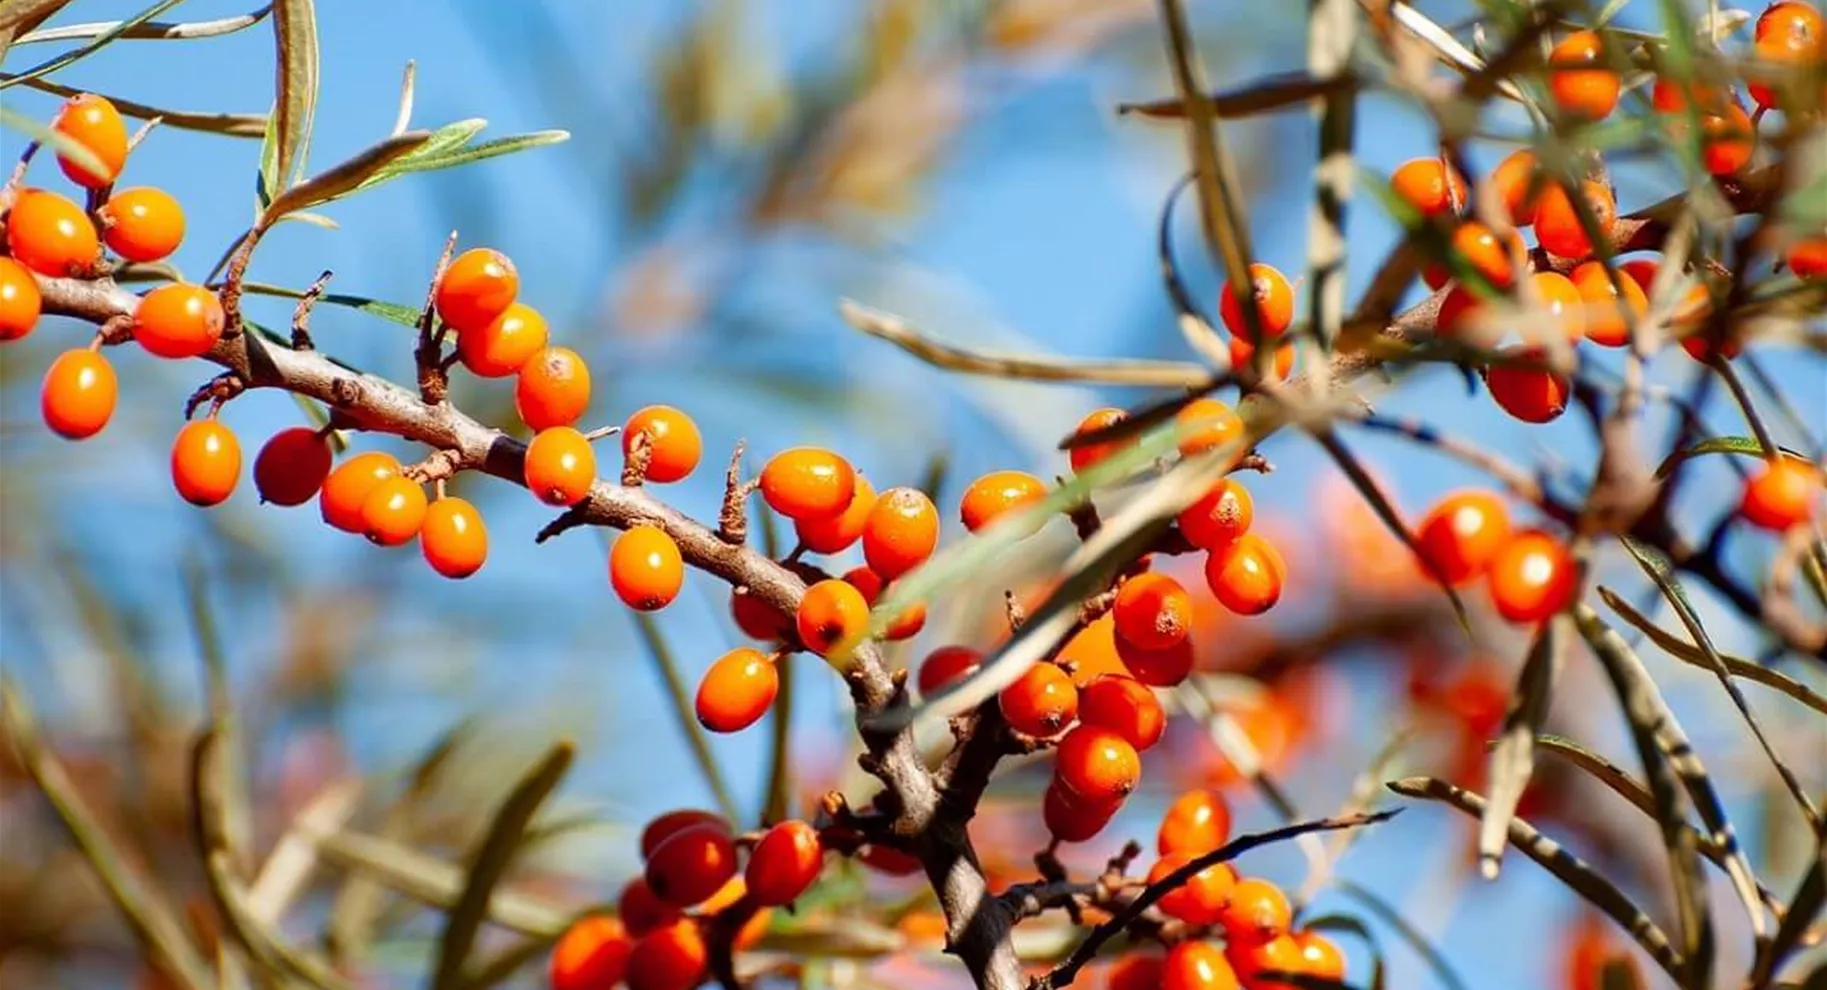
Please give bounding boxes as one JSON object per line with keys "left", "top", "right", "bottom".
{"left": 361, "top": 128, "right": 568, "bottom": 186}
{"left": 270, "top": 0, "right": 319, "bottom": 189}
{"left": 260, "top": 130, "right": 432, "bottom": 222}
{"left": 14, "top": 4, "right": 268, "bottom": 44}
{"left": 1479, "top": 616, "right": 1563, "bottom": 878}
{"left": 240, "top": 281, "right": 419, "bottom": 326}
{"left": 1653, "top": 436, "right": 1810, "bottom": 478}
{"left": 0, "top": 103, "right": 106, "bottom": 181}
{"left": 256, "top": 102, "right": 281, "bottom": 211}
{"left": 275, "top": 209, "right": 337, "bottom": 229}
{"left": 5, "top": 75, "right": 266, "bottom": 136}
{"left": 316, "top": 829, "right": 571, "bottom": 938}
{"left": 0, "top": 0, "right": 188, "bottom": 90}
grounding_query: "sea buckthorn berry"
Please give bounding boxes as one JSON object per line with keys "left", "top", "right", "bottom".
{"left": 1068, "top": 407, "right": 1131, "bottom": 474}
{"left": 1751, "top": 1, "right": 1825, "bottom": 107}
{"left": 254, "top": 427, "right": 333, "bottom": 506}
{"left": 1162, "top": 941, "right": 1240, "bottom": 990}
{"left": 1228, "top": 335, "right": 1295, "bottom": 381}
{"left": 1179, "top": 478, "right": 1254, "bottom": 550}
{"left": 1676, "top": 286, "right": 1737, "bottom": 362}
{"left": 0, "top": 257, "right": 43, "bottom": 341}
{"left": 319, "top": 451, "right": 401, "bottom": 532}
{"left": 1108, "top": 955, "right": 1165, "bottom": 990}
{"left": 1219, "top": 877, "right": 1293, "bottom": 945}
{"left": 359, "top": 476, "right": 428, "bottom": 546}
{"left": 1060, "top": 614, "right": 1131, "bottom": 687}
{"left": 625, "top": 919, "right": 708, "bottom": 990}
{"left": 1391, "top": 157, "right": 1468, "bottom": 218}
{"left": 421, "top": 496, "right": 487, "bottom": 579}
{"left": 1292, "top": 931, "right": 1347, "bottom": 983}
{"left": 797, "top": 476, "right": 876, "bottom": 554}
{"left": 1158, "top": 789, "right": 1232, "bottom": 856}
{"left": 1548, "top": 31, "right": 1621, "bottom": 120}
{"left": 1533, "top": 179, "right": 1616, "bottom": 261}
{"left": 170, "top": 419, "right": 241, "bottom": 507}
{"left": 1218, "top": 263, "right": 1295, "bottom": 342}
{"left": 1204, "top": 533, "right": 1285, "bottom": 616}
{"left": 730, "top": 587, "right": 790, "bottom": 641}
{"left": 1042, "top": 780, "right": 1122, "bottom": 842}
{"left": 1079, "top": 674, "right": 1165, "bottom": 750}
{"left": 959, "top": 469, "right": 1048, "bottom": 534}
{"left": 549, "top": 915, "right": 632, "bottom": 990}
{"left": 999, "top": 662, "right": 1079, "bottom": 736}
{"left": 515, "top": 347, "right": 592, "bottom": 430}
{"left": 1055, "top": 725, "right": 1141, "bottom": 802}
{"left": 918, "top": 645, "right": 982, "bottom": 697}
{"left": 51, "top": 94, "right": 128, "bottom": 188}
{"left": 1150, "top": 853, "right": 1237, "bottom": 925}
{"left": 619, "top": 877, "right": 681, "bottom": 936}
{"left": 611, "top": 525, "right": 685, "bottom": 611}
{"left": 6, "top": 189, "right": 100, "bottom": 276}
{"left": 858, "top": 844, "right": 923, "bottom": 876}
{"left": 862, "top": 486, "right": 939, "bottom": 580}
{"left": 1489, "top": 529, "right": 1579, "bottom": 623}
{"left": 746, "top": 820, "right": 823, "bottom": 907}
{"left": 40, "top": 348, "right": 116, "bottom": 440}
{"left": 1789, "top": 236, "right": 1827, "bottom": 278}
{"left": 837, "top": 566, "right": 925, "bottom": 639}
{"left": 1486, "top": 348, "right": 1571, "bottom": 424}
{"left": 98, "top": 187, "right": 185, "bottom": 263}
{"left": 645, "top": 824, "right": 738, "bottom": 907}
{"left": 1528, "top": 271, "right": 1586, "bottom": 343}
{"left": 1227, "top": 934, "right": 1303, "bottom": 988}
{"left": 1700, "top": 104, "right": 1756, "bottom": 176}
{"left": 1740, "top": 458, "right": 1821, "bottom": 530}
{"left": 640, "top": 810, "right": 732, "bottom": 860}
{"left": 760, "top": 447, "right": 857, "bottom": 521}
{"left": 435, "top": 248, "right": 518, "bottom": 332}
{"left": 796, "top": 578, "right": 870, "bottom": 657}
{"left": 695, "top": 648, "right": 778, "bottom": 733}
{"left": 1488, "top": 148, "right": 1543, "bottom": 226}
{"left": 1415, "top": 490, "right": 1513, "bottom": 586}
{"left": 1619, "top": 257, "right": 1660, "bottom": 293}
{"left": 1435, "top": 283, "right": 1483, "bottom": 342}
{"left": 1112, "top": 573, "right": 1192, "bottom": 652}
{"left": 1176, "top": 398, "right": 1244, "bottom": 457}
{"left": 623, "top": 404, "right": 703, "bottom": 484}
{"left": 457, "top": 302, "right": 547, "bottom": 378}
{"left": 1445, "top": 222, "right": 1523, "bottom": 290}
{"left": 524, "top": 426, "right": 597, "bottom": 506}
{"left": 133, "top": 282, "right": 225, "bottom": 359}
{"left": 1652, "top": 76, "right": 1734, "bottom": 114}
{"left": 1571, "top": 261, "right": 1648, "bottom": 347}
{"left": 1116, "top": 637, "right": 1194, "bottom": 687}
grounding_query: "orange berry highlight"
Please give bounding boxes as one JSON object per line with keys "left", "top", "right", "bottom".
{"left": 1204, "top": 533, "right": 1285, "bottom": 615}
{"left": 862, "top": 486, "right": 939, "bottom": 580}
{"left": 1740, "top": 457, "right": 1821, "bottom": 531}
{"left": 1162, "top": 941, "right": 1240, "bottom": 990}
{"left": 7, "top": 189, "right": 100, "bottom": 277}
{"left": 170, "top": 418, "right": 241, "bottom": 507}
{"left": 611, "top": 525, "right": 685, "bottom": 611}
{"left": 421, "top": 496, "right": 487, "bottom": 578}
{"left": 1488, "top": 529, "right": 1579, "bottom": 623}
{"left": 1488, "top": 148, "right": 1543, "bottom": 226}
{"left": 1571, "top": 261, "right": 1648, "bottom": 347}
{"left": 0, "top": 257, "right": 44, "bottom": 341}
{"left": 625, "top": 919, "right": 707, "bottom": 990}
{"left": 1528, "top": 270, "right": 1586, "bottom": 343}
{"left": 1055, "top": 724, "right": 1141, "bottom": 802}
{"left": 1150, "top": 853, "right": 1236, "bottom": 925}
{"left": 1486, "top": 348, "right": 1570, "bottom": 424}
{"left": 1391, "top": 157, "right": 1468, "bottom": 218}
{"left": 1068, "top": 407, "right": 1131, "bottom": 474}
{"left": 623, "top": 404, "right": 703, "bottom": 484}
{"left": 99, "top": 187, "right": 185, "bottom": 263}
{"left": 998, "top": 662, "right": 1079, "bottom": 736}
{"left": 435, "top": 248, "right": 519, "bottom": 333}
{"left": 1415, "top": 490, "right": 1513, "bottom": 586}
{"left": 760, "top": 447, "right": 857, "bottom": 521}
{"left": 645, "top": 824, "right": 738, "bottom": 907}
{"left": 320, "top": 451, "right": 401, "bottom": 532}
{"left": 41, "top": 348, "right": 117, "bottom": 441}
{"left": 51, "top": 94, "right": 128, "bottom": 188}
{"left": 959, "top": 470, "right": 1047, "bottom": 534}
{"left": 359, "top": 476, "right": 428, "bottom": 547}
{"left": 1175, "top": 398, "right": 1244, "bottom": 457}
{"left": 515, "top": 347, "right": 592, "bottom": 430}
{"left": 254, "top": 427, "right": 333, "bottom": 506}
{"left": 1533, "top": 179, "right": 1616, "bottom": 261}
{"left": 457, "top": 301, "right": 547, "bottom": 378}
{"left": 1158, "top": 789, "right": 1232, "bottom": 856}
{"left": 133, "top": 282, "right": 225, "bottom": 359}
{"left": 524, "top": 426, "right": 597, "bottom": 506}
{"left": 695, "top": 648, "right": 778, "bottom": 733}
{"left": 796, "top": 578, "right": 870, "bottom": 657}
{"left": 549, "top": 915, "right": 633, "bottom": 990}
{"left": 1547, "top": 31, "right": 1621, "bottom": 120}
{"left": 1218, "top": 263, "right": 1294, "bottom": 342}
{"left": 1219, "top": 877, "right": 1293, "bottom": 945}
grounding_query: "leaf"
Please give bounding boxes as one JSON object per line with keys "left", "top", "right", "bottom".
{"left": 1596, "top": 587, "right": 1827, "bottom": 714}
{"left": 0, "top": 103, "right": 107, "bottom": 181}
{"left": 628, "top": 610, "right": 740, "bottom": 823}
{"left": 1479, "top": 616, "right": 1563, "bottom": 879}
{"left": 240, "top": 281, "right": 419, "bottom": 326}
{"left": 392, "top": 60, "right": 416, "bottom": 136}
{"left": 359, "top": 126, "right": 569, "bottom": 188}
{"left": 4, "top": 75, "right": 266, "bottom": 136}
{"left": 256, "top": 103, "right": 280, "bottom": 211}
{"left": 1302, "top": 0, "right": 1357, "bottom": 354}
{"left": 315, "top": 829, "right": 570, "bottom": 938}
{"left": 260, "top": 131, "right": 433, "bottom": 223}
{"left": 1117, "top": 70, "right": 1361, "bottom": 119}
{"left": 270, "top": 0, "right": 319, "bottom": 189}
{"left": 14, "top": 4, "right": 267, "bottom": 44}
{"left": 276, "top": 210, "right": 338, "bottom": 229}
{"left": 246, "top": 779, "right": 363, "bottom": 924}
{"left": 0, "top": 0, "right": 189, "bottom": 90}
{"left": 1653, "top": 435, "right": 1809, "bottom": 478}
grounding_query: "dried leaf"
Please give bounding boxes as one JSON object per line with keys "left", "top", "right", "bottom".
{"left": 1479, "top": 616, "right": 1563, "bottom": 878}
{"left": 1117, "top": 71, "right": 1360, "bottom": 119}
{"left": 270, "top": 0, "right": 319, "bottom": 189}
{"left": 1596, "top": 588, "right": 1826, "bottom": 714}
{"left": 315, "top": 829, "right": 571, "bottom": 937}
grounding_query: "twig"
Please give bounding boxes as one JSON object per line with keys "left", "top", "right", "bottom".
{"left": 416, "top": 232, "right": 458, "bottom": 404}
{"left": 290, "top": 270, "right": 332, "bottom": 350}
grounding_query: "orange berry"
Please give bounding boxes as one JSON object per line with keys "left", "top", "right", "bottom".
{"left": 1112, "top": 573, "right": 1192, "bottom": 652}
{"left": 1116, "top": 637, "right": 1193, "bottom": 687}
{"left": 1219, "top": 877, "right": 1292, "bottom": 945}
{"left": 319, "top": 451, "right": 401, "bottom": 532}
{"left": 959, "top": 469, "right": 1048, "bottom": 534}
{"left": 170, "top": 418, "right": 241, "bottom": 507}
{"left": 1162, "top": 941, "right": 1240, "bottom": 990}
{"left": 133, "top": 282, "right": 224, "bottom": 359}
{"left": 524, "top": 426, "right": 597, "bottom": 506}
{"left": 796, "top": 578, "right": 870, "bottom": 657}
{"left": 1533, "top": 179, "right": 1616, "bottom": 261}
{"left": 1488, "top": 529, "right": 1579, "bottom": 623}
{"left": 730, "top": 587, "right": 790, "bottom": 641}
{"left": 549, "top": 915, "right": 633, "bottom": 990}
{"left": 839, "top": 565, "right": 925, "bottom": 640}
{"left": 862, "top": 486, "right": 939, "bottom": 580}
{"left": 1391, "top": 157, "right": 1468, "bottom": 218}
{"left": 1548, "top": 31, "right": 1621, "bottom": 120}
{"left": 1292, "top": 931, "right": 1347, "bottom": 982}
{"left": 1150, "top": 853, "right": 1237, "bottom": 925}
{"left": 1652, "top": 76, "right": 1735, "bottom": 114}
{"left": 1158, "top": 789, "right": 1231, "bottom": 856}
{"left": 40, "top": 348, "right": 116, "bottom": 440}
{"left": 1228, "top": 335, "right": 1295, "bottom": 380}
{"left": 98, "top": 187, "right": 184, "bottom": 263}
{"left": 1042, "top": 779, "right": 1122, "bottom": 842}
{"left": 1700, "top": 104, "right": 1756, "bottom": 176}
{"left": 640, "top": 811, "right": 732, "bottom": 860}
{"left": 1108, "top": 955, "right": 1165, "bottom": 990}
{"left": 1227, "top": 934, "right": 1303, "bottom": 987}
{"left": 1178, "top": 478, "right": 1254, "bottom": 550}
{"left": 695, "top": 648, "right": 778, "bottom": 733}
{"left": 625, "top": 919, "right": 707, "bottom": 990}
{"left": 760, "top": 447, "right": 857, "bottom": 521}
{"left": 1055, "top": 724, "right": 1141, "bottom": 802}
{"left": 1788, "top": 236, "right": 1827, "bottom": 278}
{"left": 1488, "top": 148, "right": 1543, "bottom": 226}
{"left": 51, "top": 94, "right": 128, "bottom": 188}
{"left": 515, "top": 347, "right": 592, "bottom": 430}
{"left": 1571, "top": 261, "right": 1648, "bottom": 347}
{"left": 253, "top": 427, "right": 333, "bottom": 506}
{"left": 611, "top": 525, "right": 685, "bottom": 611}
{"left": 1446, "top": 222, "right": 1523, "bottom": 290}
{"left": 434, "top": 248, "right": 519, "bottom": 333}
{"left": 623, "top": 404, "right": 703, "bottom": 484}
{"left": 1528, "top": 271, "right": 1586, "bottom": 343}
{"left": 6, "top": 189, "right": 100, "bottom": 276}
{"left": 421, "top": 496, "right": 487, "bottom": 579}
{"left": 1740, "top": 458, "right": 1821, "bottom": 530}
{"left": 645, "top": 824, "right": 738, "bottom": 907}
{"left": 359, "top": 476, "right": 427, "bottom": 547}
{"left": 1676, "top": 285, "right": 1737, "bottom": 362}
{"left": 1058, "top": 615, "right": 1131, "bottom": 688}
{"left": 918, "top": 645, "right": 982, "bottom": 697}
{"left": 1176, "top": 398, "right": 1244, "bottom": 456}
{"left": 1415, "top": 490, "right": 1513, "bottom": 586}
{"left": 457, "top": 301, "right": 547, "bottom": 378}
{"left": 0, "top": 257, "right": 41, "bottom": 341}
{"left": 1619, "top": 257, "right": 1661, "bottom": 293}
{"left": 619, "top": 877, "right": 682, "bottom": 936}
{"left": 1435, "top": 283, "right": 1483, "bottom": 342}
{"left": 1204, "top": 533, "right": 1285, "bottom": 615}
{"left": 999, "top": 662, "right": 1079, "bottom": 736}
{"left": 1079, "top": 674, "right": 1165, "bottom": 750}
{"left": 746, "top": 820, "right": 823, "bottom": 907}
{"left": 1218, "top": 263, "right": 1295, "bottom": 342}
{"left": 1486, "top": 348, "right": 1571, "bottom": 424}
{"left": 1752, "top": 1, "right": 1825, "bottom": 107}
{"left": 1069, "top": 407, "right": 1132, "bottom": 474}
{"left": 797, "top": 476, "right": 876, "bottom": 554}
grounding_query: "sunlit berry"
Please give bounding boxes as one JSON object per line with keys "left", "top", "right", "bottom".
{"left": 6, "top": 189, "right": 100, "bottom": 276}
{"left": 1162, "top": 941, "right": 1240, "bottom": 990}
{"left": 623, "top": 404, "right": 703, "bottom": 484}
{"left": 640, "top": 810, "right": 732, "bottom": 860}
{"left": 1533, "top": 179, "right": 1616, "bottom": 261}
{"left": 421, "top": 496, "right": 487, "bottom": 578}
{"left": 1571, "top": 261, "right": 1647, "bottom": 348}
{"left": 457, "top": 301, "right": 547, "bottom": 377}
{"left": 862, "top": 487, "right": 939, "bottom": 580}
{"left": 695, "top": 648, "right": 778, "bottom": 733}
{"left": 1228, "top": 335, "right": 1296, "bottom": 380}
{"left": 998, "top": 662, "right": 1079, "bottom": 736}
{"left": 1112, "top": 573, "right": 1192, "bottom": 652}
{"left": 1043, "top": 780, "right": 1122, "bottom": 843}
{"left": 1227, "top": 934, "right": 1303, "bottom": 988}
{"left": 611, "top": 525, "right": 685, "bottom": 611}
{"left": 98, "top": 187, "right": 184, "bottom": 263}
{"left": 320, "top": 451, "right": 401, "bottom": 532}
{"left": 1788, "top": 236, "right": 1827, "bottom": 278}
{"left": 0, "top": 257, "right": 43, "bottom": 341}
{"left": 171, "top": 418, "right": 241, "bottom": 507}
{"left": 1740, "top": 457, "right": 1821, "bottom": 530}
{"left": 1176, "top": 398, "right": 1244, "bottom": 457}
{"left": 1751, "top": 1, "right": 1825, "bottom": 108}
{"left": 41, "top": 348, "right": 116, "bottom": 440}
{"left": 796, "top": 578, "right": 870, "bottom": 657}
{"left": 645, "top": 824, "right": 738, "bottom": 907}
{"left": 730, "top": 587, "right": 790, "bottom": 641}
{"left": 1547, "top": 31, "right": 1621, "bottom": 120}
{"left": 1292, "top": 931, "right": 1348, "bottom": 983}
{"left": 51, "top": 94, "right": 128, "bottom": 188}
{"left": 1528, "top": 271, "right": 1585, "bottom": 343}
{"left": 1487, "top": 148, "right": 1543, "bottom": 226}
{"left": 1055, "top": 724, "right": 1141, "bottom": 802}
{"left": 1150, "top": 853, "right": 1236, "bottom": 925}
{"left": 625, "top": 919, "right": 707, "bottom": 990}
{"left": 746, "top": 820, "right": 823, "bottom": 907}
{"left": 1488, "top": 529, "right": 1579, "bottom": 623}
{"left": 1068, "top": 408, "right": 1131, "bottom": 474}
{"left": 1108, "top": 955, "right": 1165, "bottom": 990}
{"left": 1079, "top": 675, "right": 1165, "bottom": 750}
{"left": 959, "top": 470, "right": 1048, "bottom": 534}
{"left": 1219, "top": 877, "right": 1293, "bottom": 945}
{"left": 1218, "top": 263, "right": 1294, "bottom": 342}
{"left": 254, "top": 427, "right": 333, "bottom": 506}
{"left": 549, "top": 915, "right": 632, "bottom": 990}
{"left": 524, "top": 426, "right": 596, "bottom": 506}
{"left": 1415, "top": 490, "right": 1513, "bottom": 586}
{"left": 1115, "top": 636, "right": 1193, "bottom": 687}
{"left": 837, "top": 566, "right": 925, "bottom": 640}
{"left": 1445, "top": 222, "right": 1523, "bottom": 291}
{"left": 359, "top": 476, "right": 428, "bottom": 547}
{"left": 515, "top": 347, "right": 592, "bottom": 430}
{"left": 133, "top": 282, "right": 224, "bottom": 359}
{"left": 1178, "top": 478, "right": 1253, "bottom": 550}
{"left": 1700, "top": 103, "right": 1756, "bottom": 176}
{"left": 1486, "top": 348, "right": 1570, "bottom": 424}
{"left": 435, "top": 247, "right": 519, "bottom": 333}
{"left": 1391, "top": 157, "right": 1468, "bottom": 218}
{"left": 760, "top": 447, "right": 857, "bottom": 521}
{"left": 1158, "top": 789, "right": 1231, "bottom": 856}
{"left": 1058, "top": 614, "right": 1130, "bottom": 687}
{"left": 918, "top": 645, "right": 982, "bottom": 697}
{"left": 1204, "top": 533, "right": 1285, "bottom": 615}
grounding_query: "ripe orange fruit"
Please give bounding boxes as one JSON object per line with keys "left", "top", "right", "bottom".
{"left": 1055, "top": 724, "right": 1141, "bottom": 802}
{"left": 40, "top": 348, "right": 117, "bottom": 440}
{"left": 1116, "top": 636, "right": 1194, "bottom": 687}
{"left": 456, "top": 301, "right": 547, "bottom": 377}
{"left": 1150, "top": 853, "right": 1236, "bottom": 925}
{"left": 625, "top": 919, "right": 708, "bottom": 990}
{"left": 1533, "top": 178, "right": 1616, "bottom": 261}
{"left": 1751, "top": 1, "right": 1825, "bottom": 108}
{"left": 619, "top": 877, "right": 682, "bottom": 936}
{"left": 998, "top": 662, "right": 1079, "bottom": 736}
{"left": 1528, "top": 271, "right": 1586, "bottom": 343}
{"left": 1547, "top": 31, "right": 1621, "bottom": 120}
{"left": 1415, "top": 490, "right": 1513, "bottom": 586}
{"left": 1700, "top": 104, "right": 1756, "bottom": 176}
{"left": 320, "top": 451, "right": 401, "bottom": 532}
{"left": 1435, "top": 283, "right": 1484, "bottom": 342}
{"left": 694, "top": 648, "right": 778, "bottom": 733}
{"left": 358, "top": 476, "right": 428, "bottom": 546}
{"left": 729, "top": 587, "right": 790, "bottom": 641}
{"left": 170, "top": 418, "right": 241, "bottom": 507}
{"left": 434, "top": 247, "right": 519, "bottom": 333}
{"left": 0, "top": 257, "right": 43, "bottom": 341}
{"left": 842, "top": 566, "right": 927, "bottom": 640}
{"left": 745, "top": 820, "right": 824, "bottom": 907}
{"left": 796, "top": 578, "right": 870, "bottom": 657}
{"left": 1204, "top": 533, "right": 1285, "bottom": 615}
{"left": 1068, "top": 407, "right": 1132, "bottom": 474}
{"left": 515, "top": 346, "right": 592, "bottom": 430}
{"left": 1162, "top": 941, "right": 1240, "bottom": 990}
{"left": 1486, "top": 348, "right": 1571, "bottom": 424}
{"left": 1391, "top": 157, "right": 1468, "bottom": 218}
{"left": 1227, "top": 934, "right": 1303, "bottom": 988}
{"left": 1078, "top": 674, "right": 1165, "bottom": 750}
{"left": 862, "top": 487, "right": 939, "bottom": 580}
{"left": 1228, "top": 335, "right": 1296, "bottom": 380}
{"left": 918, "top": 645, "right": 982, "bottom": 697}
{"left": 98, "top": 187, "right": 185, "bottom": 263}
{"left": 1619, "top": 256, "right": 1661, "bottom": 293}
{"left": 1218, "top": 263, "right": 1295, "bottom": 342}
{"left": 959, "top": 470, "right": 1048, "bottom": 533}
{"left": 1219, "top": 876, "right": 1293, "bottom": 945}
{"left": 611, "top": 525, "right": 685, "bottom": 611}
{"left": 1158, "top": 789, "right": 1231, "bottom": 856}
{"left": 645, "top": 824, "right": 738, "bottom": 907}
{"left": 51, "top": 94, "right": 128, "bottom": 188}
{"left": 623, "top": 404, "right": 703, "bottom": 484}
{"left": 1444, "top": 221, "right": 1523, "bottom": 290}
{"left": 1740, "top": 457, "right": 1821, "bottom": 530}
{"left": 549, "top": 915, "right": 633, "bottom": 990}
{"left": 1488, "top": 529, "right": 1579, "bottom": 623}
{"left": 1112, "top": 573, "right": 1192, "bottom": 651}
{"left": 1487, "top": 148, "right": 1543, "bottom": 226}
{"left": 253, "top": 427, "right": 333, "bottom": 506}
{"left": 1292, "top": 931, "right": 1347, "bottom": 982}
{"left": 6, "top": 189, "right": 100, "bottom": 276}
{"left": 421, "top": 496, "right": 487, "bottom": 578}
{"left": 1176, "top": 398, "right": 1244, "bottom": 456}
{"left": 524, "top": 426, "right": 597, "bottom": 506}
{"left": 1788, "top": 235, "right": 1827, "bottom": 278}
{"left": 1058, "top": 614, "right": 1131, "bottom": 687}
{"left": 133, "top": 283, "right": 225, "bottom": 359}
{"left": 1652, "top": 76, "right": 1735, "bottom": 114}
{"left": 1571, "top": 261, "right": 1648, "bottom": 347}
{"left": 1042, "top": 779, "right": 1122, "bottom": 842}
{"left": 640, "top": 811, "right": 731, "bottom": 860}
{"left": 1178, "top": 478, "right": 1253, "bottom": 550}
{"left": 760, "top": 447, "right": 857, "bottom": 521}
{"left": 797, "top": 476, "right": 875, "bottom": 555}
